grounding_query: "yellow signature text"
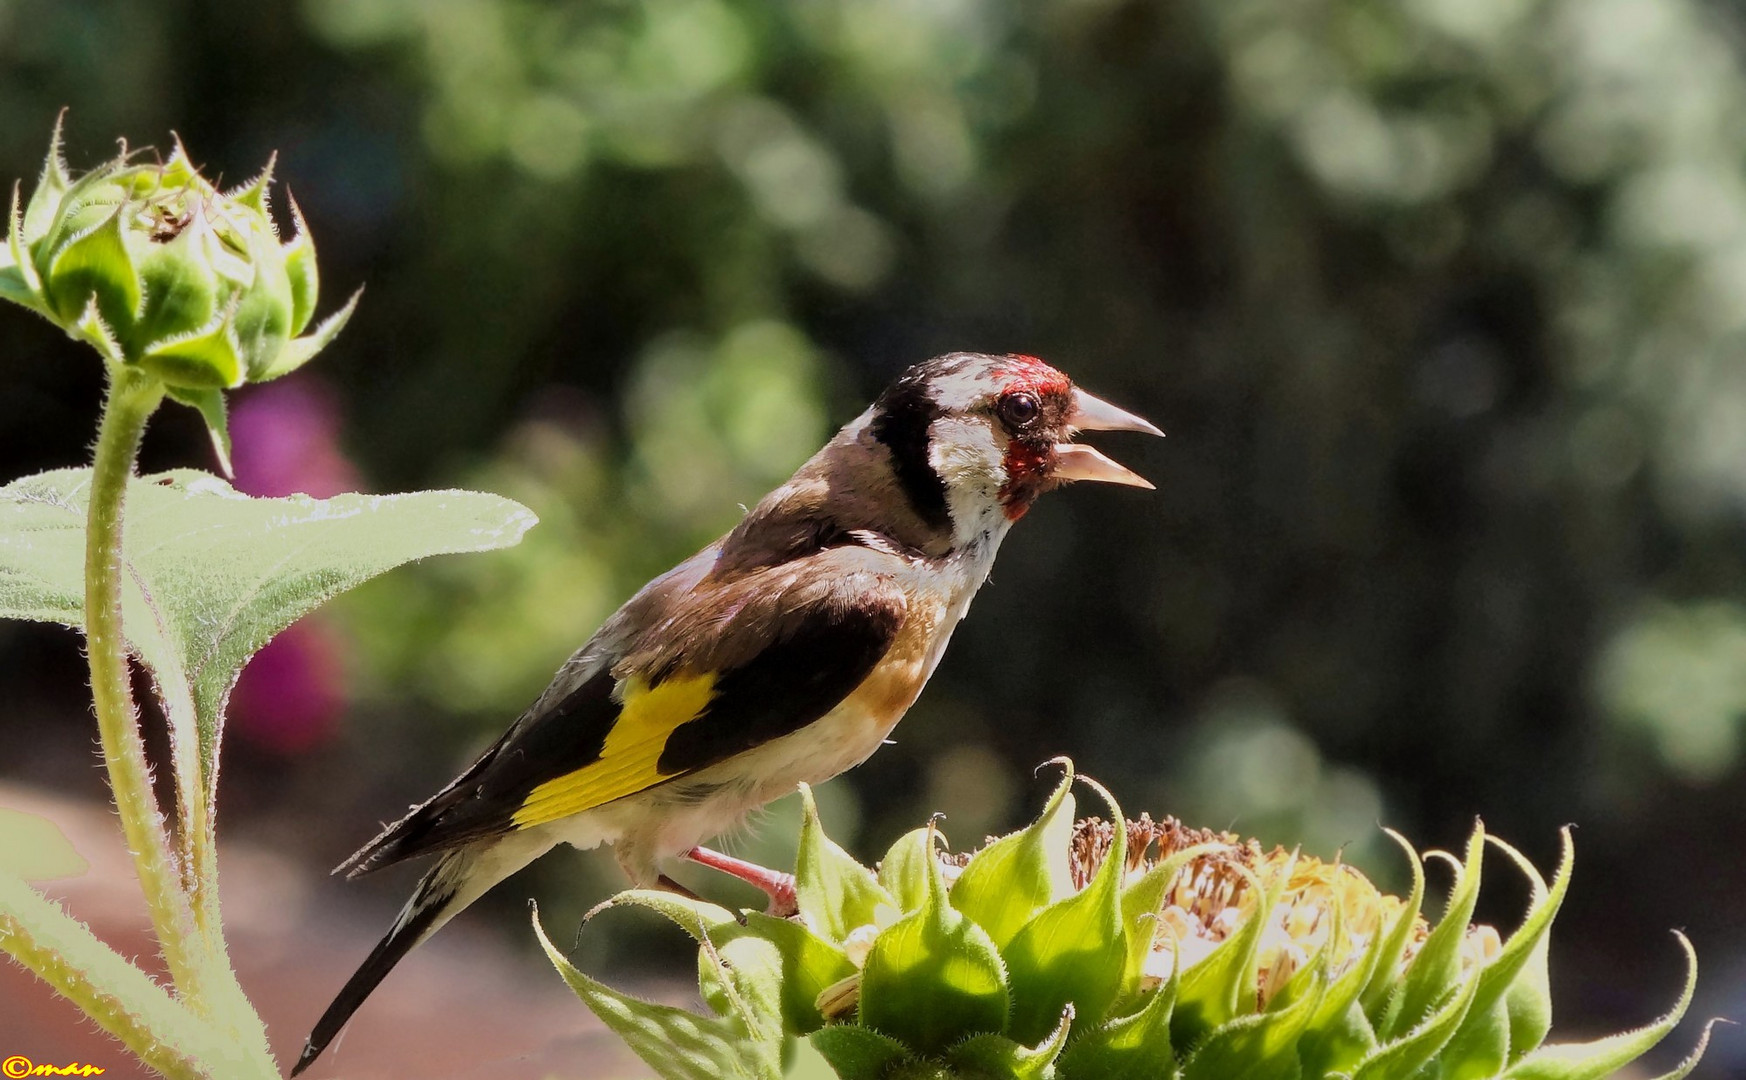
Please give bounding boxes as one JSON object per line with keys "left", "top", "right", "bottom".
{"left": 2, "top": 1058, "right": 105, "bottom": 1078}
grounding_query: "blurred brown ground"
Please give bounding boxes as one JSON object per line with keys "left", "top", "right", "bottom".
{"left": 0, "top": 784, "right": 652, "bottom": 1079}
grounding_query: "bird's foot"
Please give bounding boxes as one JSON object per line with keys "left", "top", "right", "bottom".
{"left": 683, "top": 846, "right": 798, "bottom": 917}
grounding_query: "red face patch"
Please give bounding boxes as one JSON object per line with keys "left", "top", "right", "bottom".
{"left": 993, "top": 354, "right": 1074, "bottom": 518}
{"left": 999, "top": 439, "right": 1054, "bottom": 519}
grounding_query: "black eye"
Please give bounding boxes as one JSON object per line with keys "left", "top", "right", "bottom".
{"left": 998, "top": 392, "right": 1040, "bottom": 431}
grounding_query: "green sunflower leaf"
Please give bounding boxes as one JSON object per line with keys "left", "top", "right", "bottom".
{"left": 0, "top": 261, "right": 37, "bottom": 309}
{"left": 1351, "top": 967, "right": 1480, "bottom": 1080}
{"left": 879, "top": 826, "right": 939, "bottom": 914}
{"left": 1361, "top": 829, "right": 1427, "bottom": 1025}
{"left": 1298, "top": 999, "right": 1378, "bottom": 1079}
{"left": 138, "top": 315, "right": 245, "bottom": 389}
{"left": 252, "top": 284, "right": 359, "bottom": 382}
{"left": 1457, "top": 997, "right": 1512, "bottom": 1080}
{"left": 743, "top": 911, "right": 857, "bottom": 1033}
{"left": 1002, "top": 776, "right": 1129, "bottom": 1044}
{"left": 1493, "top": 832, "right": 1567, "bottom": 1064}
{"left": 0, "top": 467, "right": 536, "bottom": 901}
{"left": 163, "top": 385, "right": 233, "bottom": 477}
{"left": 1172, "top": 856, "right": 1287, "bottom": 1046}
{"left": 1295, "top": 887, "right": 1381, "bottom": 1076}
{"left": 21, "top": 117, "right": 71, "bottom": 241}
{"left": 1056, "top": 956, "right": 1181, "bottom": 1080}
{"left": 535, "top": 905, "right": 778, "bottom": 1080}
{"left": 809, "top": 1025, "right": 914, "bottom": 1080}
{"left": 230, "top": 228, "right": 294, "bottom": 382}
{"left": 42, "top": 207, "right": 138, "bottom": 331}
{"left": 1180, "top": 963, "right": 1321, "bottom": 1080}
{"left": 576, "top": 889, "right": 786, "bottom": 1052}
{"left": 1441, "top": 828, "right": 1575, "bottom": 1078}
{"left": 1500, "top": 932, "right": 1700, "bottom": 1080}
{"left": 1117, "top": 842, "right": 1226, "bottom": 1001}
{"left": 795, "top": 783, "right": 894, "bottom": 943}
{"left": 1380, "top": 823, "right": 1484, "bottom": 1040}
{"left": 282, "top": 195, "right": 319, "bottom": 335}
{"left": 1644, "top": 1019, "right": 1723, "bottom": 1080}
{"left": 947, "top": 1006, "right": 1073, "bottom": 1080}
{"left": 8, "top": 179, "right": 42, "bottom": 299}
{"left": 952, "top": 760, "right": 1077, "bottom": 947}
{"left": 0, "top": 869, "right": 258, "bottom": 1077}
{"left": 859, "top": 824, "right": 1009, "bottom": 1057}
{"left": 1505, "top": 948, "right": 1554, "bottom": 1067}
{"left": 128, "top": 217, "right": 221, "bottom": 353}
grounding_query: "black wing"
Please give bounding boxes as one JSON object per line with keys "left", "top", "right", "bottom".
{"left": 338, "top": 570, "right": 906, "bottom": 875}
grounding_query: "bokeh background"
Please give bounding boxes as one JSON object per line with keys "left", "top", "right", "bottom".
{"left": 2, "top": 0, "right": 1743, "bottom": 1075}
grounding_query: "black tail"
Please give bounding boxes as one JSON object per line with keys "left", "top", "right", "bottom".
{"left": 290, "top": 859, "right": 460, "bottom": 1076}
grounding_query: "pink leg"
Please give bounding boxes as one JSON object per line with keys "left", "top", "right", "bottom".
{"left": 683, "top": 846, "right": 798, "bottom": 917}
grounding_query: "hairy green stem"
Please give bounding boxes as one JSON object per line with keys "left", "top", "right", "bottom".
{"left": 82, "top": 368, "right": 207, "bottom": 992}
{"left": 0, "top": 875, "right": 215, "bottom": 1080}
{"left": 84, "top": 367, "right": 276, "bottom": 1066}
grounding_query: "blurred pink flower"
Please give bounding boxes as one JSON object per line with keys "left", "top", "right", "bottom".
{"left": 229, "top": 620, "right": 348, "bottom": 754}
{"left": 229, "top": 380, "right": 360, "bottom": 498}
{"left": 227, "top": 379, "right": 361, "bottom": 753}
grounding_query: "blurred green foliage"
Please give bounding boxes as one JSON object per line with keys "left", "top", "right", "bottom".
{"left": 3, "top": 0, "right": 1746, "bottom": 1071}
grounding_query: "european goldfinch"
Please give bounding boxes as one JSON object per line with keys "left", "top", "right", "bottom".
{"left": 293, "top": 352, "right": 1160, "bottom": 1073}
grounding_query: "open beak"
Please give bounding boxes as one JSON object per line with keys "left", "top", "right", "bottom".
{"left": 1055, "top": 388, "right": 1163, "bottom": 489}
{"left": 1069, "top": 387, "right": 1164, "bottom": 437}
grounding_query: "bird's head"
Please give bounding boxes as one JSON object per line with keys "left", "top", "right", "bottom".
{"left": 867, "top": 352, "right": 1162, "bottom": 546}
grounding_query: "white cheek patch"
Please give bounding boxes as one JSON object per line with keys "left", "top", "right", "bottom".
{"left": 928, "top": 415, "right": 1009, "bottom": 544}
{"left": 928, "top": 416, "right": 1004, "bottom": 490}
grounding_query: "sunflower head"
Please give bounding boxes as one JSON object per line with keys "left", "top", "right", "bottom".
{"left": 540, "top": 761, "right": 1714, "bottom": 1080}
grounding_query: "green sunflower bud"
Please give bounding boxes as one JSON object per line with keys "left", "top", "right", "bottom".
{"left": 1, "top": 117, "right": 359, "bottom": 470}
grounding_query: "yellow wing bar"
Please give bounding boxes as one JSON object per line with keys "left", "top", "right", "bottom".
{"left": 511, "top": 672, "right": 718, "bottom": 828}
